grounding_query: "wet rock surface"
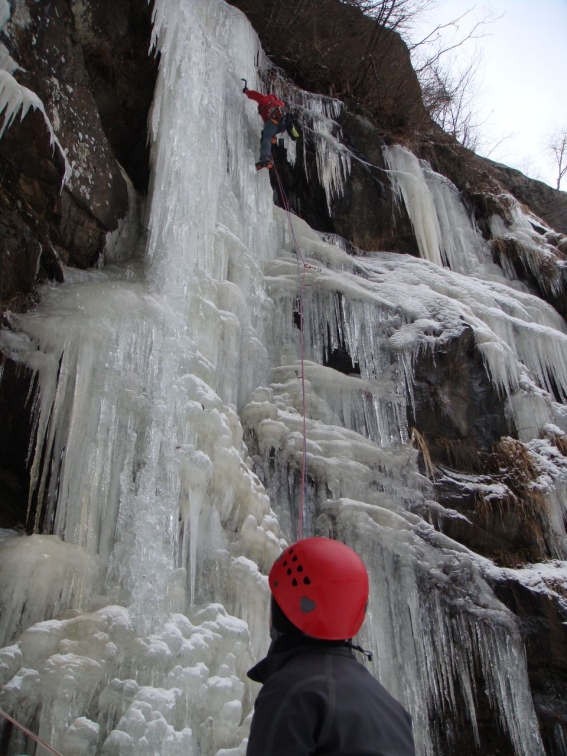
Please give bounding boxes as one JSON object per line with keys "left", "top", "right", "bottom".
{"left": 0, "top": 105, "right": 67, "bottom": 310}
{"left": 490, "top": 574, "right": 567, "bottom": 756}
{"left": 0, "top": 0, "right": 156, "bottom": 306}
{"left": 0, "top": 355, "right": 35, "bottom": 531}
{"left": 479, "top": 157, "right": 567, "bottom": 236}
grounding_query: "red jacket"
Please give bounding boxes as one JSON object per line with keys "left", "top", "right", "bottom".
{"left": 245, "top": 89, "right": 285, "bottom": 122}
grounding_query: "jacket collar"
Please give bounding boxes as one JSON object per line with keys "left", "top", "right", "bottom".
{"left": 247, "top": 637, "right": 354, "bottom": 684}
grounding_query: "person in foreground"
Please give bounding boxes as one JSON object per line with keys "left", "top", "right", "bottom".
{"left": 246, "top": 536, "right": 416, "bottom": 756}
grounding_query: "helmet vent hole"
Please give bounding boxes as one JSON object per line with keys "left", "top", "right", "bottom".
{"left": 297, "top": 565, "right": 303, "bottom": 572}
{"left": 289, "top": 548, "right": 294, "bottom": 554}
{"left": 283, "top": 561, "right": 288, "bottom": 566}
{"left": 287, "top": 569, "right": 292, "bottom": 575}
{"left": 292, "top": 556, "right": 298, "bottom": 562}
{"left": 292, "top": 578, "right": 298, "bottom": 586}
{"left": 303, "top": 576, "right": 311, "bottom": 585}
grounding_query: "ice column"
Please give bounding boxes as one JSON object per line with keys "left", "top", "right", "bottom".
{"left": 383, "top": 144, "right": 492, "bottom": 275}
{"left": 0, "top": 0, "right": 288, "bottom": 753}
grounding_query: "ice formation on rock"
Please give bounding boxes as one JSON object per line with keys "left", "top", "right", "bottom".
{"left": 0, "top": 0, "right": 566, "bottom": 754}
{"left": 0, "top": 0, "right": 68, "bottom": 173}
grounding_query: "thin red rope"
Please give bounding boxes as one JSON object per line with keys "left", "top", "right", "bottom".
{"left": 0, "top": 707, "right": 65, "bottom": 756}
{"left": 272, "top": 158, "right": 309, "bottom": 540}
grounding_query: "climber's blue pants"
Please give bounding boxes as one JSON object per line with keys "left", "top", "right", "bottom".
{"left": 259, "top": 119, "right": 284, "bottom": 162}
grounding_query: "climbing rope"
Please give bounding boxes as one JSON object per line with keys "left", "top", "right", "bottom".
{"left": 272, "top": 156, "right": 309, "bottom": 540}
{"left": 0, "top": 707, "right": 65, "bottom": 756}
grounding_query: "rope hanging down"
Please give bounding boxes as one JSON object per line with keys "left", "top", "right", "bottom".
{"left": 0, "top": 707, "right": 65, "bottom": 756}
{"left": 272, "top": 157, "right": 309, "bottom": 540}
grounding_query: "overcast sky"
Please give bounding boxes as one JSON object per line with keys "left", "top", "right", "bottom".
{"left": 411, "top": 0, "right": 567, "bottom": 189}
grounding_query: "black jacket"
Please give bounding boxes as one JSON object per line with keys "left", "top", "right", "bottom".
{"left": 246, "top": 640, "right": 415, "bottom": 756}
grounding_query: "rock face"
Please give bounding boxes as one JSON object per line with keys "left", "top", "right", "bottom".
{"left": 479, "top": 157, "right": 567, "bottom": 236}
{"left": 0, "top": 355, "right": 35, "bottom": 531}
{"left": 491, "top": 574, "right": 567, "bottom": 756}
{"left": 0, "top": 0, "right": 156, "bottom": 309}
{"left": 0, "top": 105, "right": 66, "bottom": 310}
{"left": 271, "top": 110, "right": 419, "bottom": 254}
{"left": 409, "top": 324, "right": 509, "bottom": 471}
{"left": 69, "top": 0, "right": 158, "bottom": 193}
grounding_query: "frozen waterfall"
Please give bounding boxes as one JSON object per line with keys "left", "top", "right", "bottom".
{"left": 0, "top": 0, "right": 566, "bottom": 755}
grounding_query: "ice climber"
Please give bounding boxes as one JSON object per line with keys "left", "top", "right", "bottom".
{"left": 246, "top": 536, "right": 416, "bottom": 756}
{"left": 242, "top": 79, "right": 300, "bottom": 171}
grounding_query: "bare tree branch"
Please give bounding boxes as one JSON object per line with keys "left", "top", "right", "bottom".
{"left": 547, "top": 129, "right": 567, "bottom": 190}
{"left": 409, "top": 7, "right": 502, "bottom": 150}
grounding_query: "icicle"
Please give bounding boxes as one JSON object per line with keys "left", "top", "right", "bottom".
{"left": 383, "top": 145, "right": 444, "bottom": 266}
{"left": 177, "top": 447, "right": 214, "bottom": 606}
{"left": 0, "top": 0, "right": 10, "bottom": 30}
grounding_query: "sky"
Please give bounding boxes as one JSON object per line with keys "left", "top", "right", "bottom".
{"left": 410, "top": 0, "right": 567, "bottom": 189}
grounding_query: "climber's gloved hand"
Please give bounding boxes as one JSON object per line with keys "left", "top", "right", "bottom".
{"left": 241, "top": 78, "right": 248, "bottom": 93}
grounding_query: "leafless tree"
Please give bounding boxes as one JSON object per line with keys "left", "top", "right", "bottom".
{"left": 418, "top": 48, "right": 483, "bottom": 148}
{"left": 339, "top": 0, "right": 431, "bottom": 33}
{"left": 340, "top": 2, "right": 502, "bottom": 148}
{"left": 547, "top": 129, "right": 567, "bottom": 190}
{"left": 408, "top": 7, "right": 502, "bottom": 149}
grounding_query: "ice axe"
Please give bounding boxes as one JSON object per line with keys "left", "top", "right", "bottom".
{"left": 241, "top": 78, "right": 248, "bottom": 92}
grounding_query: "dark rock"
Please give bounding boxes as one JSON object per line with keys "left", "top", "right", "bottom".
{"left": 0, "top": 355, "right": 35, "bottom": 530}
{"left": 271, "top": 110, "right": 419, "bottom": 255}
{"left": 8, "top": 0, "right": 129, "bottom": 232}
{"left": 409, "top": 324, "right": 510, "bottom": 462}
{"left": 432, "top": 471, "right": 550, "bottom": 567}
{"left": 270, "top": 137, "right": 334, "bottom": 235}
{"left": 0, "top": 201, "right": 43, "bottom": 310}
{"left": 0, "top": 106, "right": 67, "bottom": 307}
{"left": 405, "top": 324, "right": 559, "bottom": 566}
{"left": 489, "top": 234, "right": 567, "bottom": 323}
{"left": 429, "top": 476, "right": 518, "bottom": 557}
{"left": 54, "top": 190, "right": 107, "bottom": 268}
{"left": 479, "top": 157, "right": 567, "bottom": 236}
{"left": 488, "top": 573, "right": 567, "bottom": 755}
{"left": 324, "top": 343, "right": 360, "bottom": 375}
{"left": 333, "top": 112, "right": 419, "bottom": 254}
{"left": 69, "top": 0, "right": 158, "bottom": 193}
{"left": 0, "top": 0, "right": 158, "bottom": 308}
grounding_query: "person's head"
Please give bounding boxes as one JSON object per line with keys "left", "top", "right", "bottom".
{"left": 268, "top": 537, "right": 369, "bottom": 641}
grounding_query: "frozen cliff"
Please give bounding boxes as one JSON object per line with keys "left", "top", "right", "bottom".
{"left": 0, "top": 0, "right": 566, "bottom": 755}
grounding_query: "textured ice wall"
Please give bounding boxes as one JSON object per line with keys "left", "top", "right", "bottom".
{"left": 383, "top": 144, "right": 566, "bottom": 295}
{"left": 242, "top": 216, "right": 562, "bottom": 754}
{"left": 0, "top": 0, "right": 360, "bottom": 753}
{"left": 0, "top": 1, "right": 285, "bottom": 753}
{"left": 0, "top": 0, "right": 565, "bottom": 755}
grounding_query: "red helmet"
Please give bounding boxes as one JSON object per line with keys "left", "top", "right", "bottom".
{"left": 268, "top": 537, "right": 369, "bottom": 640}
